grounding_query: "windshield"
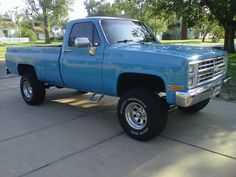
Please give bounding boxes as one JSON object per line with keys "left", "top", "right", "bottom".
{"left": 101, "top": 19, "right": 158, "bottom": 44}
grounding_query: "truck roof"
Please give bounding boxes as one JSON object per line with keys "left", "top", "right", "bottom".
{"left": 70, "top": 16, "right": 138, "bottom": 23}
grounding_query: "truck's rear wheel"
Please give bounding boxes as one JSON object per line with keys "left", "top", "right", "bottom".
{"left": 20, "top": 75, "right": 46, "bottom": 105}
{"left": 117, "top": 88, "right": 168, "bottom": 141}
{"left": 178, "top": 98, "right": 210, "bottom": 113}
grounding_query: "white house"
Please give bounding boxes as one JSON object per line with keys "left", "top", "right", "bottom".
{"left": 0, "top": 18, "right": 19, "bottom": 38}
{"left": 32, "top": 25, "right": 64, "bottom": 40}
{"left": 0, "top": 17, "right": 29, "bottom": 43}
{"left": 51, "top": 25, "right": 64, "bottom": 37}
{"left": 33, "top": 26, "right": 45, "bottom": 40}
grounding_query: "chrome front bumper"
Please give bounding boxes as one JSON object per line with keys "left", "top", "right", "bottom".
{"left": 176, "top": 76, "right": 231, "bottom": 107}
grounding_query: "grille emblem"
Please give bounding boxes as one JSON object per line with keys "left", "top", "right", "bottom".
{"left": 214, "top": 65, "right": 220, "bottom": 72}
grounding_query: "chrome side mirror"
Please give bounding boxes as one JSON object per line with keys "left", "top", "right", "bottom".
{"left": 74, "top": 37, "right": 91, "bottom": 47}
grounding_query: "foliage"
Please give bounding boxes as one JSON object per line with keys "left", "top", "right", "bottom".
{"left": 50, "top": 36, "right": 63, "bottom": 41}
{"left": 151, "top": 0, "right": 236, "bottom": 53}
{"left": 21, "top": 28, "right": 37, "bottom": 41}
{"left": 25, "top": 0, "right": 74, "bottom": 44}
{"left": 84, "top": 0, "right": 120, "bottom": 17}
{"left": 221, "top": 53, "right": 236, "bottom": 100}
{"left": 19, "top": 11, "right": 33, "bottom": 30}
{"left": 194, "top": 18, "right": 224, "bottom": 42}
{"left": 119, "top": 0, "right": 169, "bottom": 35}
{"left": 84, "top": 0, "right": 171, "bottom": 36}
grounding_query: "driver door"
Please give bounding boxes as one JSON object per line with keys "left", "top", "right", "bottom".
{"left": 61, "top": 22, "right": 103, "bottom": 93}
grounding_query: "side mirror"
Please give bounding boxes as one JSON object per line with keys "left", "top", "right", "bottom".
{"left": 74, "top": 37, "right": 91, "bottom": 47}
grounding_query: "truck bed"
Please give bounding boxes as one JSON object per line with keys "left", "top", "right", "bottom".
{"left": 6, "top": 46, "right": 64, "bottom": 86}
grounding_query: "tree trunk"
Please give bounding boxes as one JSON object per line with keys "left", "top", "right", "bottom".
{"left": 181, "top": 22, "right": 188, "bottom": 40}
{"left": 43, "top": 6, "right": 51, "bottom": 44}
{"left": 202, "top": 33, "right": 207, "bottom": 42}
{"left": 44, "top": 27, "right": 51, "bottom": 44}
{"left": 224, "top": 23, "right": 235, "bottom": 53}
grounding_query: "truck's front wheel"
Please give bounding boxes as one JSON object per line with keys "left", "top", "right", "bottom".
{"left": 20, "top": 75, "right": 46, "bottom": 105}
{"left": 117, "top": 88, "right": 168, "bottom": 141}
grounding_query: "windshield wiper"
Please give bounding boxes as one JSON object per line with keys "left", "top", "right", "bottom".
{"left": 117, "top": 39, "right": 133, "bottom": 43}
{"left": 138, "top": 39, "right": 158, "bottom": 44}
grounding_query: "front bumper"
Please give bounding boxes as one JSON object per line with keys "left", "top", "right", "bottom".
{"left": 176, "top": 76, "right": 231, "bottom": 107}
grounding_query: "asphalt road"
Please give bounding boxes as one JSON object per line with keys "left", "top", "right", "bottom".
{"left": 0, "top": 76, "right": 236, "bottom": 177}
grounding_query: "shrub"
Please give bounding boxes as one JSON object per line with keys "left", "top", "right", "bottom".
{"left": 50, "top": 36, "right": 63, "bottom": 42}
{"left": 162, "top": 32, "right": 172, "bottom": 40}
{"left": 21, "top": 28, "right": 37, "bottom": 41}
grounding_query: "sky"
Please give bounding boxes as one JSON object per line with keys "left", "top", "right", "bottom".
{"left": 0, "top": 0, "right": 114, "bottom": 20}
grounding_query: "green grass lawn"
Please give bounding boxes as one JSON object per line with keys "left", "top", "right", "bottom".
{"left": 160, "top": 39, "right": 228, "bottom": 44}
{"left": 161, "top": 39, "right": 236, "bottom": 44}
{"left": 222, "top": 53, "right": 236, "bottom": 100}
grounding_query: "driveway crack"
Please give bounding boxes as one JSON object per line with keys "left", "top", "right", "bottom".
{"left": 0, "top": 108, "right": 113, "bottom": 144}
{"left": 17, "top": 132, "right": 124, "bottom": 177}
{"left": 161, "top": 134, "right": 236, "bottom": 160}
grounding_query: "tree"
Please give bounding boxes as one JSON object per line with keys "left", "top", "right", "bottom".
{"left": 201, "top": 0, "right": 236, "bottom": 53}
{"left": 194, "top": 15, "right": 224, "bottom": 42}
{"left": 152, "top": 0, "right": 236, "bottom": 53}
{"left": 115, "top": 0, "right": 170, "bottom": 36}
{"left": 84, "top": 0, "right": 170, "bottom": 36}
{"left": 119, "top": 0, "right": 149, "bottom": 21}
{"left": 84, "top": 0, "right": 100, "bottom": 16}
{"left": 21, "top": 28, "right": 37, "bottom": 41}
{"left": 25, "top": 0, "right": 74, "bottom": 44}
{"left": 84, "top": 0, "right": 120, "bottom": 17}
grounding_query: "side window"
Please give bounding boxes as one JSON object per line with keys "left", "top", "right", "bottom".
{"left": 68, "top": 22, "right": 101, "bottom": 47}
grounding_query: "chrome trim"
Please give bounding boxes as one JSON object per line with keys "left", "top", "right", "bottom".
{"left": 176, "top": 76, "right": 231, "bottom": 107}
{"left": 23, "top": 80, "right": 33, "bottom": 99}
{"left": 188, "top": 56, "right": 227, "bottom": 89}
{"left": 125, "top": 102, "right": 147, "bottom": 130}
{"left": 197, "top": 56, "right": 226, "bottom": 86}
{"left": 98, "top": 19, "right": 111, "bottom": 45}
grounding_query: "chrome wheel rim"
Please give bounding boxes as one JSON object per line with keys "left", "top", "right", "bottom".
{"left": 125, "top": 102, "right": 147, "bottom": 130}
{"left": 23, "top": 80, "right": 33, "bottom": 99}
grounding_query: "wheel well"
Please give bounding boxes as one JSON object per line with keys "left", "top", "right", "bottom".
{"left": 117, "top": 73, "right": 165, "bottom": 96}
{"left": 18, "top": 64, "right": 37, "bottom": 78}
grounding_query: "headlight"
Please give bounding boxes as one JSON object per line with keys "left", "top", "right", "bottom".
{"left": 188, "top": 64, "right": 195, "bottom": 73}
{"left": 188, "top": 77, "right": 194, "bottom": 86}
{"left": 188, "top": 62, "right": 198, "bottom": 88}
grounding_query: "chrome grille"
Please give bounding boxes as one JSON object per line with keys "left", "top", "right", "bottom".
{"left": 197, "top": 57, "right": 226, "bottom": 84}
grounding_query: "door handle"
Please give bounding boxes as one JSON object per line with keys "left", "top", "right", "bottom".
{"left": 64, "top": 49, "right": 72, "bottom": 52}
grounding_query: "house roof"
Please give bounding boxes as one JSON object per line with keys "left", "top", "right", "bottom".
{"left": 0, "top": 20, "right": 16, "bottom": 29}
{"left": 33, "top": 26, "right": 44, "bottom": 33}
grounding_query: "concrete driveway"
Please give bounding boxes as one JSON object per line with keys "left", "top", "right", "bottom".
{"left": 0, "top": 76, "right": 236, "bottom": 177}
{"left": 0, "top": 60, "right": 6, "bottom": 78}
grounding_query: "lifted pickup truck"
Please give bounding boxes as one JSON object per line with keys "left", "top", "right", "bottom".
{"left": 6, "top": 17, "right": 230, "bottom": 141}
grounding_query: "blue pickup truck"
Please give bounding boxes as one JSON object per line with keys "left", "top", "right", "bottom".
{"left": 6, "top": 17, "right": 230, "bottom": 141}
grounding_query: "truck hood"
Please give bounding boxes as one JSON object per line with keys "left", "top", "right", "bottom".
{"left": 114, "top": 43, "right": 227, "bottom": 60}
